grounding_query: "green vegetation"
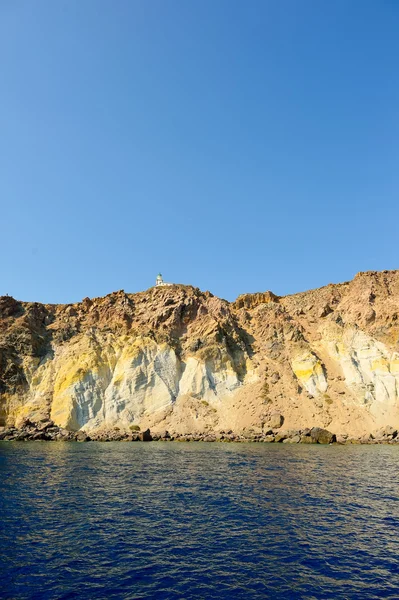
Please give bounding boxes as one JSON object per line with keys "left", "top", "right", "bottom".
{"left": 129, "top": 424, "right": 141, "bottom": 431}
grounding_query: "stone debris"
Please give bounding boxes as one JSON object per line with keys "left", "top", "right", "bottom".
{"left": 1, "top": 422, "right": 398, "bottom": 444}
{"left": 266, "top": 413, "right": 284, "bottom": 429}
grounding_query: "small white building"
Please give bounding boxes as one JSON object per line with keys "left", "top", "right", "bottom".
{"left": 155, "top": 273, "right": 173, "bottom": 287}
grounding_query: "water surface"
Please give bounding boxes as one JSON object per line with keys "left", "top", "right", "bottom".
{"left": 1, "top": 442, "right": 399, "bottom": 599}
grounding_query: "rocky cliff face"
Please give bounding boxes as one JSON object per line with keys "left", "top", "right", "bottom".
{"left": 1, "top": 270, "right": 399, "bottom": 437}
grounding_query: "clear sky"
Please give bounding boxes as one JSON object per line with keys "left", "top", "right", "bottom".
{"left": 1, "top": 0, "right": 398, "bottom": 304}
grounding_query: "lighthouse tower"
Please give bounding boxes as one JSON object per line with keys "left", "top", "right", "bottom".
{"left": 155, "top": 273, "right": 173, "bottom": 287}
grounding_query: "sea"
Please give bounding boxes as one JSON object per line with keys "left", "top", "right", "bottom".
{"left": 1, "top": 442, "right": 399, "bottom": 599}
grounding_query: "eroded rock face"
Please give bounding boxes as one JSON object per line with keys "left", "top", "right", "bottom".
{"left": 1, "top": 271, "right": 399, "bottom": 437}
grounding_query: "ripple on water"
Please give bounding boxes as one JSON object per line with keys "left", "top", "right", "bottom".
{"left": 1, "top": 443, "right": 399, "bottom": 599}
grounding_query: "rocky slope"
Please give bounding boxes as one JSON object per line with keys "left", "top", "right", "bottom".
{"left": 1, "top": 270, "right": 399, "bottom": 438}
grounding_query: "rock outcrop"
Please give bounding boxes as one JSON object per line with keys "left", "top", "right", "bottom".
{"left": 1, "top": 270, "right": 399, "bottom": 439}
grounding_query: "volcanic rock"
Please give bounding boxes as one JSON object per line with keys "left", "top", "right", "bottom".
{"left": 1, "top": 270, "right": 399, "bottom": 439}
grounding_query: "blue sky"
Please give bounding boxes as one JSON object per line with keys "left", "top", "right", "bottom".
{"left": 1, "top": 0, "right": 398, "bottom": 303}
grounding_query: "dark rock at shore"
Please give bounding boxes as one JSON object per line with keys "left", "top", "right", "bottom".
{"left": 310, "top": 427, "right": 336, "bottom": 444}
{"left": 374, "top": 426, "right": 398, "bottom": 441}
{"left": 0, "top": 421, "right": 82, "bottom": 442}
{"left": 75, "top": 431, "right": 91, "bottom": 442}
{"left": 300, "top": 435, "right": 316, "bottom": 444}
{"left": 139, "top": 429, "right": 152, "bottom": 442}
{"left": 1, "top": 423, "right": 399, "bottom": 444}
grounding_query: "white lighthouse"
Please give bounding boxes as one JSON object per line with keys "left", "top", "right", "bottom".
{"left": 155, "top": 273, "right": 173, "bottom": 287}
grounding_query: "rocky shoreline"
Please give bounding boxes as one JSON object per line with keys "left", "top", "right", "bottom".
{"left": 1, "top": 419, "right": 399, "bottom": 445}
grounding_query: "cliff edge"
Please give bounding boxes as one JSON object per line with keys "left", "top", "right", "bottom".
{"left": 1, "top": 270, "right": 399, "bottom": 437}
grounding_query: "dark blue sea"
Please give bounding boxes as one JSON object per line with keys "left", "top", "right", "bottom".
{"left": 1, "top": 442, "right": 399, "bottom": 599}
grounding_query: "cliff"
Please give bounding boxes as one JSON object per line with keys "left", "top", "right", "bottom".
{"left": 1, "top": 270, "right": 399, "bottom": 437}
